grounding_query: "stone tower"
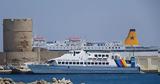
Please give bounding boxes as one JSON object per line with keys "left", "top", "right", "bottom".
{"left": 3, "top": 18, "right": 32, "bottom": 52}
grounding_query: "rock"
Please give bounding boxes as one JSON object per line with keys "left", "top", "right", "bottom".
{"left": 3, "top": 78, "right": 14, "bottom": 83}
{"left": 66, "top": 79, "right": 72, "bottom": 84}
{"left": 0, "top": 78, "right": 3, "bottom": 81}
{"left": 0, "top": 78, "right": 15, "bottom": 84}
{"left": 16, "top": 82, "right": 25, "bottom": 84}
{"left": 80, "top": 83, "right": 85, "bottom": 84}
{"left": 0, "top": 81, "right": 5, "bottom": 84}
{"left": 0, "top": 78, "right": 4, "bottom": 84}
{"left": 30, "top": 80, "right": 48, "bottom": 84}
{"left": 0, "top": 77, "right": 73, "bottom": 84}
{"left": 51, "top": 77, "right": 73, "bottom": 84}
{"left": 28, "top": 80, "right": 37, "bottom": 84}
{"left": 52, "top": 78, "right": 57, "bottom": 82}
{"left": 36, "top": 81, "right": 42, "bottom": 84}
{"left": 4, "top": 80, "right": 11, "bottom": 84}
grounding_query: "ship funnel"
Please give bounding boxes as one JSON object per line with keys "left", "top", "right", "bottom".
{"left": 124, "top": 29, "right": 139, "bottom": 46}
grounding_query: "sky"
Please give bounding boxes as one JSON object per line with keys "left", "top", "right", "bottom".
{"left": 0, "top": 0, "right": 160, "bottom": 51}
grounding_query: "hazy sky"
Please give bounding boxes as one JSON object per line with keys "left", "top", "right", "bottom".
{"left": 0, "top": 0, "right": 160, "bottom": 51}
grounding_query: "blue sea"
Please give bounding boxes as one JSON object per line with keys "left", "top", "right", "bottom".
{"left": 0, "top": 74, "right": 160, "bottom": 84}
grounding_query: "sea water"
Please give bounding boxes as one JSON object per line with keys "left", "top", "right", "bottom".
{"left": 0, "top": 74, "right": 160, "bottom": 84}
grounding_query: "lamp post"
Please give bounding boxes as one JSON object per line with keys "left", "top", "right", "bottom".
{"left": 37, "top": 48, "right": 41, "bottom": 64}
{"left": 5, "top": 48, "right": 8, "bottom": 66}
{"left": 132, "top": 45, "right": 135, "bottom": 57}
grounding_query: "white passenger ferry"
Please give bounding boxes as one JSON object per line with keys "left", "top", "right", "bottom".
{"left": 28, "top": 50, "right": 140, "bottom": 73}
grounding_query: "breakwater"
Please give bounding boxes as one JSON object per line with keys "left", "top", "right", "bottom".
{"left": 0, "top": 77, "right": 72, "bottom": 84}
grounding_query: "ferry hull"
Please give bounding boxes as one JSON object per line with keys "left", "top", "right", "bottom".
{"left": 28, "top": 65, "right": 140, "bottom": 74}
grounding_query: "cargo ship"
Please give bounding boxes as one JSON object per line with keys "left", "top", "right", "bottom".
{"left": 28, "top": 50, "right": 140, "bottom": 74}
{"left": 32, "top": 29, "right": 159, "bottom": 57}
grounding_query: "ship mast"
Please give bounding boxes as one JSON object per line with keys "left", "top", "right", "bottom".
{"left": 37, "top": 48, "right": 41, "bottom": 64}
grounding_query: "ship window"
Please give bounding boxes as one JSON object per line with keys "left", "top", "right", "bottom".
{"left": 95, "top": 54, "right": 97, "bottom": 57}
{"left": 95, "top": 62, "right": 98, "bottom": 65}
{"left": 62, "top": 62, "right": 64, "bottom": 64}
{"left": 106, "top": 62, "right": 109, "bottom": 65}
{"left": 102, "top": 62, "right": 105, "bottom": 65}
{"left": 93, "top": 58, "right": 96, "bottom": 60}
{"left": 75, "top": 52, "right": 80, "bottom": 54}
{"left": 126, "top": 60, "right": 131, "bottom": 64}
{"left": 91, "top": 62, "right": 94, "bottom": 65}
{"left": 73, "top": 62, "right": 76, "bottom": 64}
{"left": 47, "top": 60, "right": 55, "bottom": 64}
{"left": 87, "top": 62, "right": 90, "bottom": 65}
{"left": 84, "top": 62, "right": 87, "bottom": 64}
{"left": 99, "top": 62, "right": 101, "bottom": 65}
{"left": 112, "top": 56, "right": 114, "bottom": 59}
{"left": 58, "top": 62, "right": 61, "bottom": 64}
{"left": 77, "top": 62, "right": 79, "bottom": 64}
{"left": 115, "top": 47, "right": 117, "bottom": 49}
{"left": 103, "top": 58, "right": 107, "bottom": 60}
{"left": 102, "top": 55, "right": 105, "bottom": 57}
{"left": 69, "top": 62, "right": 72, "bottom": 64}
{"left": 80, "top": 62, "right": 83, "bottom": 64}
{"left": 106, "top": 55, "right": 109, "bottom": 57}
{"left": 115, "top": 56, "right": 118, "bottom": 59}
{"left": 98, "top": 54, "right": 101, "bottom": 57}
{"left": 66, "top": 62, "right": 68, "bottom": 64}
{"left": 112, "top": 47, "right": 114, "bottom": 49}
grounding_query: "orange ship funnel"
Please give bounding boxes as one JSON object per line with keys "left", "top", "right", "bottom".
{"left": 124, "top": 29, "right": 139, "bottom": 46}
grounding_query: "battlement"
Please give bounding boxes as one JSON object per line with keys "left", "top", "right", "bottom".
{"left": 3, "top": 18, "right": 32, "bottom": 23}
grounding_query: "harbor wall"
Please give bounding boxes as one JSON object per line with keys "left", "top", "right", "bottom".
{"left": 39, "top": 51, "right": 67, "bottom": 62}
{"left": 0, "top": 51, "right": 67, "bottom": 66}
{"left": 0, "top": 52, "right": 37, "bottom": 66}
{"left": 0, "top": 52, "right": 6, "bottom": 65}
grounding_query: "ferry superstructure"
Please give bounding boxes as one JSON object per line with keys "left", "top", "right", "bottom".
{"left": 32, "top": 29, "right": 159, "bottom": 57}
{"left": 28, "top": 50, "right": 140, "bottom": 73}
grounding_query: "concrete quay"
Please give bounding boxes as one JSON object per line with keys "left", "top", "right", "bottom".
{"left": 136, "top": 56, "right": 160, "bottom": 73}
